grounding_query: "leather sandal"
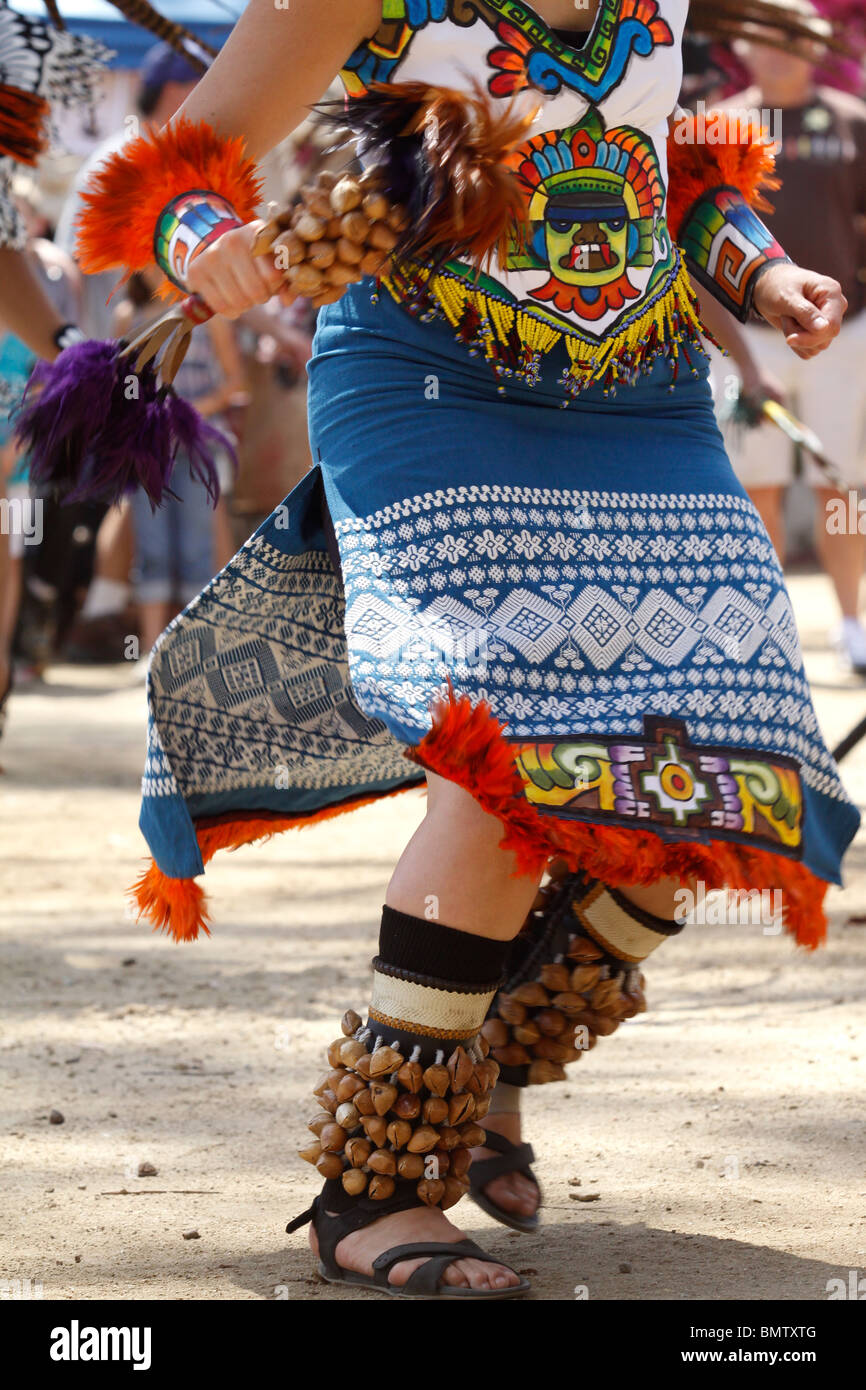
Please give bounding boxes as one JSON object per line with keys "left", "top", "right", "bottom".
{"left": 468, "top": 1129, "right": 541, "bottom": 1234}
{"left": 287, "top": 1179, "right": 531, "bottom": 1299}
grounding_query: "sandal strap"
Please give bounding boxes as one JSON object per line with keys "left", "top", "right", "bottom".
{"left": 469, "top": 1132, "right": 537, "bottom": 1190}
{"left": 287, "top": 1180, "right": 427, "bottom": 1280}
{"left": 373, "top": 1239, "right": 504, "bottom": 1295}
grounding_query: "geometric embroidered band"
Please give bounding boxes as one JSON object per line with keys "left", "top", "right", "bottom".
{"left": 369, "top": 971, "right": 496, "bottom": 1042}
{"left": 515, "top": 716, "right": 803, "bottom": 856}
{"left": 154, "top": 189, "right": 245, "bottom": 292}
{"left": 572, "top": 880, "right": 683, "bottom": 965}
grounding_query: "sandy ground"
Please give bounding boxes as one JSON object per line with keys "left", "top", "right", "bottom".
{"left": 1, "top": 569, "right": 865, "bottom": 1303}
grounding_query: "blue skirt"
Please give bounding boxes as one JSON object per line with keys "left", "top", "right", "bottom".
{"left": 137, "top": 279, "right": 859, "bottom": 947}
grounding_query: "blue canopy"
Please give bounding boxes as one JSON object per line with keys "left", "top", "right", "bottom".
{"left": 13, "top": 1, "right": 243, "bottom": 66}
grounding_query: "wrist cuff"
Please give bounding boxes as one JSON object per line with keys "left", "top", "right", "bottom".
{"left": 154, "top": 189, "right": 245, "bottom": 291}
{"left": 679, "top": 185, "right": 790, "bottom": 323}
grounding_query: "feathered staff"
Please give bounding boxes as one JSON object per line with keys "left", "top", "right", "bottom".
{"left": 15, "top": 82, "right": 536, "bottom": 507}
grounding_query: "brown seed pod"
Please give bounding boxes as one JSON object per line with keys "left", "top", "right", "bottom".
{"left": 393, "top": 1091, "right": 421, "bottom": 1121}
{"left": 422, "top": 1097, "right": 449, "bottom": 1126}
{"left": 385, "top": 205, "right": 409, "bottom": 232}
{"left": 358, "top": 248, "right": 389, "bottom": 278}
{"left": 315, "top": 1152, "right": 344, "bottom": 1181}
{"left": 313, "top": 1069, "right": 334, "bottom": 1096}
{"left": 496, "top": 995, "right": 527, "bottom": 1027}
{"left": 491, "top": 1043, "right": 530, "bottom": 1068}
{"left": 341, "top": 1167, "right": 368, "bottom": 1197}
{"left": 330, "top": 177, "right": 363, "bottom": 214}
{"left": 552, "top": 991, "right": 589, "bottom": 1017}
{"left": 531, "top": 1038, "right": 573, "bottom": 1063}
{"left": 336, "top": 235, "right": 364, "bottom": 266}
{"left": 354, "top": 1052, "right": 373, "bottom": 1079}
{"left": 298, "top": 1141, "right": 322, "bottom": 1166}
{"left": 319, "top": 1122, "right": 348, "bottom": 1153}
{"left": 396, "top": 1060, "right": 424, "bottom": 1094}
{"left": 368, "top": 1046, "right": 404, "bottom": 1079}
{"left": 368, "top": 1174, "right": 395, "bottom": 1201}
{"left": 272, "top": 230, "right": 305, "bottom": 269}
{"left": 317, "top": 169, "right": 339, "bottom": 190}
{"left": 436, "top": 1125, "right": 460, "bottom": 1152}
{"left": 288, "top": 261, "right": 324, "bottom": 296}
{"left": 447, "top": 1046, "right": 474, "bottom": 1093}
{"left": 310, "top": 285, "right": 349, "bottom": 308}
{"left": 361, "top": 190, "right": 389, "bottom": 222}
{"left": 416, "top": 1178, "right": 446, "bottom": 1207}
{"left": 528, "top": 1058, "right": 568, "bottom": 1085}
{"left": 317, "top": 1089, "right": 338, "bottom": 1116}
{"left": 481, "top": 1018, "right": 509, "bottom": 1049}
{"left": 473, "top": 1093, "right": 491, "bottom": 1120}
{"left": 340, "top": 209, "right": 370, "bottom": 244}
{"left": 294, "top": 210, "right": 326, "bottom": 243}
{"left": 512, "top": 1022, "right": 541, "bottom": 1046}
{"left": 307, "top": 1112, "right": 332, "bottom": 1137}
{"left": 422, "top": 1064, "right": 450, "bottom": 1098}
{"left": 370, "top": 1081, "right": 398, "bottom": 1116}
{"left": 353, "top": 1086, "right": 375, "bottom": 1116}
{"left": 536, "top": 1009, "right": 566, "bottom": 1037}
{"left": 448, "top": 1093, "right": 474, "bottom": 1127}
{"left": 512, "top": 982, "right": 550, "bottom": 1008}
{"left": 344, "top": 1136, "right": 371, "bottom": 1168}
{"left": 341, "top": 1009, "right": 362, "bottom": 1037}
{"left": 396, "top": 1152, "right": 425, "bottom": 1180}
{"left": 458, "top": 1122, "right": 486, "bottom": 1149}
{"left": 386, "top": 1119, "right": 412, "bottom": 1150}
{"left": 307, "top": 238, "right": 336, "bottom": 270}
{"left": 441, "top": 1176, "right": 470, "bottom": 1210}
{"left": 431, "top": 1148, "right": 451, "bottom": 1176}
{"left": 334, "top": 1102, "right": 360, "bottom": 1132}
{"left": 591, "top": 979, "right": 625, "bottom": 1015}
{"left": 361, "top": 1114, "right": 388, "bottom": 1148}
{"left": 367, "top": 1148, "right": 397, "bottom": 1176}
{"left": 325, "top": 215, "right": 343, "bottom": 240}
{"left": 302, "top": 186, "right": 333, "bottom": 219}
{"left": 368, "top": 221, "right": 399, "bottom": 251}
{"left": 539, "top": 962, "right": 572, "bottom": 993}
{"left": 477, "top": 1034, "right": 491, "bottom": 1058}
{"left": 483, "top": 1058, "right": 500, "bottom": 1088}
{"left": 339, "top": 1039, "right": 367, "bottom": 1068}
{"left": 449, "top": 1147, "right": 471, "bottom": 1178}
{"left": 335, "top": 1072, "right": 366, "bottom": 1104}
{"left": 325, "top": 1041, "right": 346, "bottom": 1069}
{"left": 570, "top": 964, "right": 602, "bottom": 992}
{"left": 326, "top": 261, "right": 363, "bottom": 287}
{"left": 407, "top": 1125, "right": 440, "bottom": 1154}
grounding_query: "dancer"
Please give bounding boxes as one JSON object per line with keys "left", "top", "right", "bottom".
{"left": 65, "top": 0, "right": 857, "bottom": 1297}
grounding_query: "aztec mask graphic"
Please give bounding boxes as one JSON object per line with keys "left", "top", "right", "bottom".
{"left": 507, "top": 110, "right": 668, "bottom": 322}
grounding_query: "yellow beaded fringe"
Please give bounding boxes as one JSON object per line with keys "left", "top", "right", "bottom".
{"left": 381, "top": 251, "right": 705, "bottom": 394}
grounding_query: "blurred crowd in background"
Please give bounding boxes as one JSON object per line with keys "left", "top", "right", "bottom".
{"left": 1, "top": 1, "right": 865, "bottom": 743}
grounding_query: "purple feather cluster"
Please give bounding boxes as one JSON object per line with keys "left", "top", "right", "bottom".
{"left": 13, "top": 339, "right": 234, "bottom": 510}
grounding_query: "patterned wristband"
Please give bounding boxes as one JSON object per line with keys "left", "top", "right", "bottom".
{"left": 678, "top": 185, "right": 790, "bottom": 323}
{"left": 154, "top": 189, "right": 245, "bottom": 291}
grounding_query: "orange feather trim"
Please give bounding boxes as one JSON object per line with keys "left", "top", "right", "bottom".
{"left": 0, "top": 85, "right": 50, "bottom": 165}
{"left": 407, "top": 686, "right": 829, "bottom": 951}
{"left": 130, "top": 690, "right": 829, "bottom": 950}
{"left": 76, "top": 117, "right": 263, "bottom": 288}
{"left": 665, "top": 113, "right": 780, "bottom": 241}
{"left": 130, "top": 784, "right": 422, "bottom": 943}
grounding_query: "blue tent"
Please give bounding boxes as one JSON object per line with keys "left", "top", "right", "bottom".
{"left": 14, "top": 1, "right": 243, "bottom": 66}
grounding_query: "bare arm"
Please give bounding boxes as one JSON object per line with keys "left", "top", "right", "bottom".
{"left": 0, "top": 249, "right": 67, "bottom": 361}
{"left": 173, "top": 0, "right": 381, "bottom": 159}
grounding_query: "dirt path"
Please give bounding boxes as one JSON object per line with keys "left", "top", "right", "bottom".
{"left": 1, "top": 571, "right": 865, "bottom": 1301}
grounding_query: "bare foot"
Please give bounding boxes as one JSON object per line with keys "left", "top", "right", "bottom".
{"left": 309, "top": 1202, "right": 522, "bottom": 1292}
{"left": 471, "top": 1110, "right": 540, "bottom": 1220}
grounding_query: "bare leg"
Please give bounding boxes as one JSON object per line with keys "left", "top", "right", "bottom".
{"left": 814, "top": 486, "right": 864, "bottom": 620}
{"left": 310, "top": 771, "right": 544, "bottom": 1291}
{"left": 748, "top": 485, "right": 786, "bottom": 563}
